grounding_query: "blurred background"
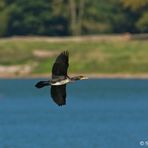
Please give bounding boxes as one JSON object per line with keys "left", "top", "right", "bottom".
{"left": 0, "top": 0, "right": 148, "bottom": 36}
{"left": 0, "top": 0, "right": 148, "bottom": 77}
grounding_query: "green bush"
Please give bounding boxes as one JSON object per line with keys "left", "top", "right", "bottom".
{"left": 136, "top": 12, "right": 148, "bottom": 32}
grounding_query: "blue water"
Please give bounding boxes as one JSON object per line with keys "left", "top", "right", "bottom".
{"left": 0, "top": 79, "right": 148, "bottom": 148}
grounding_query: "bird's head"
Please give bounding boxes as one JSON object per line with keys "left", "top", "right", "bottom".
{"left": 78, "top": 76, "right": 88, "bottom": 80}
{"left": 71, "top": 75, "right": 88, "bottom": 81}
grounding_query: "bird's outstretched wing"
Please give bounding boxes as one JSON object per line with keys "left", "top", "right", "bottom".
{"left": 52, "top": 51, "right": 69, "bottom": 77}
{"left": 51, "top": 84, "right": 66, "bottom": 106}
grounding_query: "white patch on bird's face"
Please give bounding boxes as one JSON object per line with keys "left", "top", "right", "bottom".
{"left": 81, "top": 76, "right": 88, "bottom": 80}
{"left": 51, "top": 78, "right": 70, "bottom": 86}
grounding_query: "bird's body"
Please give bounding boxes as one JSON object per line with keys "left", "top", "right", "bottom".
{"left": 51, "top": 78, "right": 70, "bottom": 85}
{"left": 35, "top": 51, "right": 88, "bottom": 106}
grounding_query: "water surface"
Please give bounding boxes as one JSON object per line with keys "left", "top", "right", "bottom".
{"left": 0, "top": 79, "right": 148, "bottom": 148}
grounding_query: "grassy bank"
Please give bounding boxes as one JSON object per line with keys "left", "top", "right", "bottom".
{"left": 0, "top": 36, "right": 148, "bottom": 76}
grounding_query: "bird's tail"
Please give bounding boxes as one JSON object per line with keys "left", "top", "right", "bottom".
{"left": 35, "top": 81, "right": 50, "bottom": 88}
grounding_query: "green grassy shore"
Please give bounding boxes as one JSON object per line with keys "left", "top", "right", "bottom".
{"left": 0, "top": 36, "right": 148, "bottom": 78}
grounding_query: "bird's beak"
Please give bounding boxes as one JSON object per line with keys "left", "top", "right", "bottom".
{"left": 81, "top": 76, "right": 88, "bottom": 80}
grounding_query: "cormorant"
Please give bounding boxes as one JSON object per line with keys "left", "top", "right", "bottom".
{"left": 35, "top": 51, "right": 88, "bottom": 106}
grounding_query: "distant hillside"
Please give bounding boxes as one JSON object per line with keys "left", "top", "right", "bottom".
{"left": 0, "top": 35, "right": 148, "bottom": 77}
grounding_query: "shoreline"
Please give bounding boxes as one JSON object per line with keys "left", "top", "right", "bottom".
{"left": 1, "top": 73, "right": 148, "bottom": 79}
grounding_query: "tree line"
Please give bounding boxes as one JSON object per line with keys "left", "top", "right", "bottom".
{"left": 0, "top": 0, "right": 148, "bottom": 37}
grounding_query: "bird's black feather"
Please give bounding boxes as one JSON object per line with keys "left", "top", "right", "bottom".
{"left": 51, "top": 84, "right": 66, "bottom": 106}
{"left": 52, "top": 51, "right": 69, "bottom": 78}
{"left": 35, "top": 81, "right": 50, "bottom": 88}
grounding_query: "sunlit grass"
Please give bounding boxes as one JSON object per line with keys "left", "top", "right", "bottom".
{"left": 0, "top": 38, "right": 148, "bottom": 74}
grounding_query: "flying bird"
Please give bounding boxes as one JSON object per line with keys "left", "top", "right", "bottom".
{"left": 35, "top": 51, "right": 88, "bottom": 106}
